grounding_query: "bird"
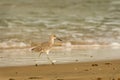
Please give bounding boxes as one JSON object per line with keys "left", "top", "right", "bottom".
{"left": 31, "top": 34, "right": 62, "bottom": 64}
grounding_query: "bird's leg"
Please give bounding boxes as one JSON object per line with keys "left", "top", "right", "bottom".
{"left": 47, "top": 54, "right": 54, "bottom": 65}
{"left": 39, "top": 52, "right": 42, "bottom": 57}
{"left": 46, "top": 51, "right": 54, "bottom": 65}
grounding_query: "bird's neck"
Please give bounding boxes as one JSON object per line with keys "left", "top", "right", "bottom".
{"left": 50, "top": 38, "right": 55, "bottom": 45}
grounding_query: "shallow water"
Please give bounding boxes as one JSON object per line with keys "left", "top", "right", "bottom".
{"left": 0, "top": 0, "right": 120, "bottom": 66}
{"left": 0, "top": 47, "right": 120, "bottom": 67}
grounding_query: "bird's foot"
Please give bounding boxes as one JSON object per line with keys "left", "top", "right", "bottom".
{"left": 35, "top": 64, "right": 38, "bottom": 67}
{"left": 51, "top": 62, "right": 55, "bottom": 65}
{"left": 51, "top": 60, "right": 56, "bottom": 65}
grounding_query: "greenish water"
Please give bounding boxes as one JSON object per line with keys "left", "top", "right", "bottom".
{"left": 0, "top": 0, "right": 120, "bottom": 45}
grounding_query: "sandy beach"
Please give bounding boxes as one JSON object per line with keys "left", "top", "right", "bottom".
{"left": 0, "top": 60, "right": 120, "bottom": 80}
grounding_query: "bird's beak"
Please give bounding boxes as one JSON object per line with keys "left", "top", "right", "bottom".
{"left": 56, "top": 38, "right": 62, "bottom": 41}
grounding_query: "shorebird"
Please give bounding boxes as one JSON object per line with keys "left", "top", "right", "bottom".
{"left": 31, "top": 34, "right": 62, "bottom": 64}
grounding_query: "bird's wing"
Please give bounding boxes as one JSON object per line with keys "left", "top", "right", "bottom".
{"left": 31, "top": 41, "right": 51, "bottom": 52}
{"left": 31, "top": 45, "right": 42, "bottom": 52}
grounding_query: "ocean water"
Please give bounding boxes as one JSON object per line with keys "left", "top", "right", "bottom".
{"left": 0, "top": 0, "right": 120, "bottom": 66}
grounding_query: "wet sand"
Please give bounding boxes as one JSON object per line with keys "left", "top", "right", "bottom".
{"left": 0, "top": 60, "right": 120, "bottom": 80}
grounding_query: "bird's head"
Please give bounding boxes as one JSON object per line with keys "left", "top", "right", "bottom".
{"left": 50, "top": 34, "right": 62, "bottom": 41}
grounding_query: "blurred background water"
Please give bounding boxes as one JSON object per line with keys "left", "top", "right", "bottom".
{"left": 0, "top": 0, "right": 120, "bottom": 45}
{"left": 0, "top": 0, "right": 120, "bottom": 66}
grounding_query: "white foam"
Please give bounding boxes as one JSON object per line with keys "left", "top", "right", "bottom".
{"left": 0, "top": 41, "right": 28, "bottom": 48}
{"left": 110, "top": 42, "right": 120, "bottom": 49}
{"left": 52, "top": 60, "right": 56, "bottom": 63}
{"left": 62, "top": 42, "right": 72, "bottom": 51}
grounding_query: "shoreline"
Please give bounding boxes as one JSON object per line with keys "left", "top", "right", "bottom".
{"left": 0, "top": 60, "right": 120, "bottom": 80}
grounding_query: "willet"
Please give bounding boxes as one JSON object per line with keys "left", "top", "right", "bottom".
{"left": 31, "top": 34, "right": 62, "bottom": 64}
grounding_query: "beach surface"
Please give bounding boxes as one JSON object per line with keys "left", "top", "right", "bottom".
{"left": 0, "top": 60, "right": 120, "bottom": 80}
